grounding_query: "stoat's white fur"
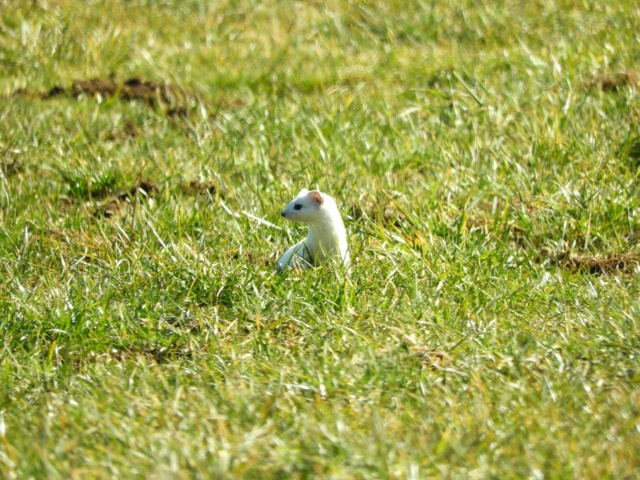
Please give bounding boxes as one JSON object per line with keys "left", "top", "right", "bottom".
{"left": 276, "top": 188, "right": 350, "bottom": 270}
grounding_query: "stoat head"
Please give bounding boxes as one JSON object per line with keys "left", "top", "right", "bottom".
{"left": 280, "top": 188, "right": 327, "bottom": 223}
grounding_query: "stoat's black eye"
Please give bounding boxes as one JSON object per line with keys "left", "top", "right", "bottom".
{"left": 294, "top": 204, "right": 302, "bottom": 210}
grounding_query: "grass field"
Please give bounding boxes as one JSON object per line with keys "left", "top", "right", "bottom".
{"left": 2, "top": 0, "right": 640, "bottom": 477}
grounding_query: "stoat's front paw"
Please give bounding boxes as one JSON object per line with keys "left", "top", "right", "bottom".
{"left": 276, "top": 241, "right": 313, "bottom": 271}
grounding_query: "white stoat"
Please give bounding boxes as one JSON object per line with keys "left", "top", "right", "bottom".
{"left": 276, "top": 188, "right": 350, "bottom": 270}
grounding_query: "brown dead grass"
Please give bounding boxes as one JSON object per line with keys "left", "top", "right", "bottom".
{"left": 411, "top": 349, "right": 449, "bottom": 370}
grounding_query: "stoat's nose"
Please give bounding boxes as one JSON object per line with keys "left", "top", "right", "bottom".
{"left": 281, "top": 211, "right": 286, "bottom": 217}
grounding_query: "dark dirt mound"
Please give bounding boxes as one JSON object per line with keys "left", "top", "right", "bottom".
{"left": 11, "top": 77, "right": 247, "bottom": 119}
{"left": 542, "top": 249, "right": 640, "bottom": 275}
{"left": 106, "top": 343, "right": 194, "bottom": 363}
{"left": 585, "top": 72, "right": 640, "bottom": 92}
{"left": 103, "top": 120, "right": 139, "bottom": 141}
{"left": 6, "top": 77, "right": 196, "bottom": 116}
{"left": 618, "top": 135, "right": 640, "bottom": 168}
{"left": 179, "top": 180, "right": 217, "bottom": 196}
{"left": 46, "top": 77, "right": 187, "bottom": 109}
{"left": 94, "top": 180, "right": 159, "bottom": 218}
{"left": 1, "top": 159, "right": 23, "bottom": 177}
{"left": 1, "top": 148, "right": 25, "bottom": 177}
{"left": 128, "top": 180, "right": 159, "bottom": 198}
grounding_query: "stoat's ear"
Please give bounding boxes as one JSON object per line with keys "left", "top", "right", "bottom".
{"left": 308, "top": 190, "right": 324, "bottom": 206}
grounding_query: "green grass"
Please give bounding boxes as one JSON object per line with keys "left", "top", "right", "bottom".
{"left": 2, "top": 0, "right": 640, "bottom": 477}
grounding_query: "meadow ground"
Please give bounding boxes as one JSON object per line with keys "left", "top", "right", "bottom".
{"left": 1, "top": 0, "right": 640, "bottom": 478}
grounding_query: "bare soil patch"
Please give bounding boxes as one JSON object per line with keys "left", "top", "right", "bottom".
{"left": 103, "top": 120, "right": 140, "bottom": 141}
{"left": 111, "top": 345, "right": 194, "bottom": 363}
{"left": 1, "top": 159, "right": 23, "bottom": 177}
{"left": 16, "top": 77, "right": 196, "bottom": 116}
{"left": 94, "top": 180, "right": 159, "bottom": 218}
{"left": 618, "top": 135, "right": 640, "bottom": 168}
{"left": 179, "top": 180, "right": 217, "bottom": 196}
{"left": 411, "top": 349, "right": 449, "bottom": 370}
{"left": 585, "top": 72, "right": 640, "bottom": 92}
{"left": 1, "top": 148, "right": 26, "bottom": 177}
{"left": 50, "top": 78, "right": 183, "bottom": 105}
{"left": 541, "top": 249, "right": 640, "bottom": 275}
{"left": 11, "top": 77, "right": 247, "bottom": 119}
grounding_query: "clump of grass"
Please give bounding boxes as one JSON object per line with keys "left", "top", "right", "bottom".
{"left": 58, "top": 167, "right": 122, "bottom": 200}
